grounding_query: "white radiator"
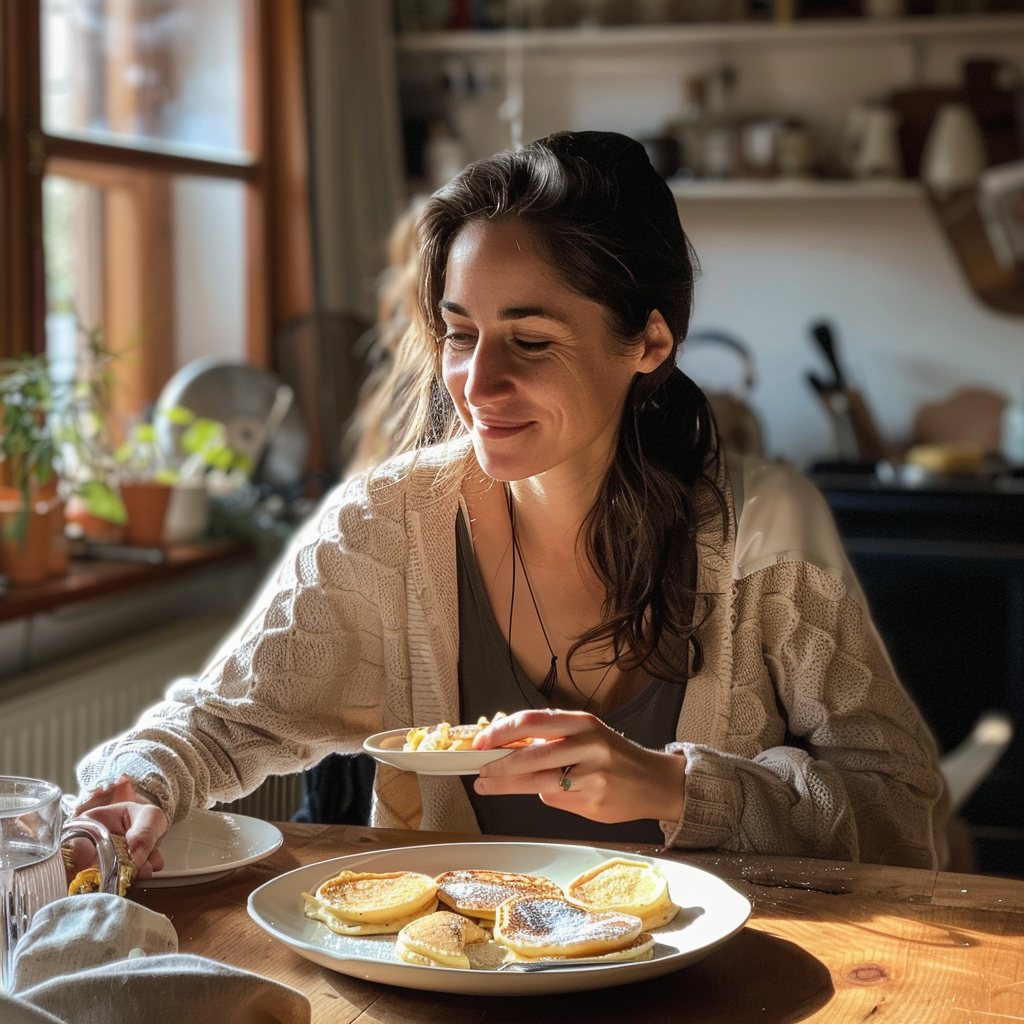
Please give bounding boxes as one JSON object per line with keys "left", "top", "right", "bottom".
{"left": 0, "top": 613, "right": 305, "bottom": 821}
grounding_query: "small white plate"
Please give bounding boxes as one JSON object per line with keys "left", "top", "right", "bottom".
{"left": 137, "top": 809, "right": 283, "bottom": 888}
{"left": 362, "top": 728, "right": 520, "bottom": 776}
{"left": 247, "top": 841, "right": 751, "bottom": 996}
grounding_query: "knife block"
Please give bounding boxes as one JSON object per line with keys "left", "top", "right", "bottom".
{"left": 816, "top": 387, "right": 888, "bottom": 463}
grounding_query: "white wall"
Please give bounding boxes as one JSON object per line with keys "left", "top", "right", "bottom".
{"left": 678, "top": 192, "right": 1024, "bottom": 468}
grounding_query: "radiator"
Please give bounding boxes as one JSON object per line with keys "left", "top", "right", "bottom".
{"left": 0, "top": 613, "right": 305, "bottom": 821}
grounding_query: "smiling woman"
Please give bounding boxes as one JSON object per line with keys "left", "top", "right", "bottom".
{"left": 73, "top": 130, "right": 949, "bottom": 877}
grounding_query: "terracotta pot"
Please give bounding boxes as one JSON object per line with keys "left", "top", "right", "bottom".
{"left": 0, "top": 484, "right": 67, "bottom": 584}
{"left": 65, "top": 494, "right": 126, "bottom": 544}
{"left": 119, "top": 481, "right": 173, "bottom": 548}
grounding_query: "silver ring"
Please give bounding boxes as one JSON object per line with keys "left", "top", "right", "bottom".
{"left": 559, "top": 766, "right": 573, "bottom": 792}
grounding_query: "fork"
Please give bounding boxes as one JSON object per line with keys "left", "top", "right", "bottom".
{"left": 497, "top": 956, "right": 625, "bottom": 972}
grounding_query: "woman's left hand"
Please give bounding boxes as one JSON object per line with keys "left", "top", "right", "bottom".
{"left": 472, "top": 709, "right": 687, "bottom": 824}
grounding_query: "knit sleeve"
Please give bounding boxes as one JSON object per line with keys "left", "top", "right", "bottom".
{"left": 75, "top": 472, "right": 409, "bottom": 823}
{"left": 665, "top": 460, "right": 948, "bottom": 868}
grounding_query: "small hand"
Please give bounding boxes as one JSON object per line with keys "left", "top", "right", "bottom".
{"left": 80, "top": 802, "right": 168, "bottom": 878}
{"left": 472, "top": 708, "right": 686, "bottom": 825}
{"left": 76, "top": 777, "right": 168, "bottom": 877}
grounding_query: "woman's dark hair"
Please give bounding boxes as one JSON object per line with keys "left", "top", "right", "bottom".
{"left": 390, "top": 130, "right": 723, "bottom": 682}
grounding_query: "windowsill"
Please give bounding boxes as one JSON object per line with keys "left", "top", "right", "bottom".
{"left": 0, "top": 540, "right": 255, "bottom": 624}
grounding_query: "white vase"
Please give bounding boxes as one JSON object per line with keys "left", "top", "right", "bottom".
{"left": 844, "top": 105, "right": 903, "bottom": 180}
{"left": 163, "top": 481, "right": 210, "bottom": 544}
{"left": 921, "top": 103, "right": 988, "bottom": 195}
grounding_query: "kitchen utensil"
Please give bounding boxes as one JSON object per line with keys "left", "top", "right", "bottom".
{"left": 497, "top": 955, "right": 651, "bottom": 971}
{"left": 843, "top": 104, "right": 904, "bottom": 180}
{"left": 155, "top": 359, "right": 310, "bottom": 491}
{"left": 682, "top": 330, "right": 763, "bottom": 457}
{"left": 1, "top": 776, "right": 120, "bottom": 990}
{"left": 806, "top": 322, "right": 886, "bottom": 463}
{"left": 921, "top": 103, "right": 988, "bottom": 195}
{"left": 810, "top": 321, "right": 846, "bottom": 390}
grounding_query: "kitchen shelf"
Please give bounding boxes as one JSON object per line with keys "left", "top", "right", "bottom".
{"left": 669, "top": 178, "right": 923, "bottom": 200}
{"left": 396, "top": 13, "right": 1024, "bottom": 54}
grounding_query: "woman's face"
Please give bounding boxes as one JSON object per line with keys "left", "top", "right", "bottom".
{"left": 440, "top": 218, "right": 668, "bottom": 486}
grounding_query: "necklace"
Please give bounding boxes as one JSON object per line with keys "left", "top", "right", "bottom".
{"left": 505, "top": 484, "right": 559, "bottom": 700}
{"left": 503, "top": 485, "right": 615, "bottom": 711}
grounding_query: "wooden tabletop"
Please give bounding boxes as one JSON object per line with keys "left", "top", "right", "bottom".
{"left": 133, "top": 823, "right": 1024, "bottom": 1024}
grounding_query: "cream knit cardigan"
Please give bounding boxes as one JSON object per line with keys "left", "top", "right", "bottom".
{"left": 77, "top": 440, "right": 947, "bottom": 869}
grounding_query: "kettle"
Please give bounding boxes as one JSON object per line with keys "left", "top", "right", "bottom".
{"left": 681, "top": 330, "right": 763, "bottom": 457}
{"left": 843, "top": 104, "right": 903, "bottom": 180}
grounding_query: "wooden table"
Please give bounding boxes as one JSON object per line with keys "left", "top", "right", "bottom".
{"left": 134, "top": 823, "right": 1024, "bottom": 1023}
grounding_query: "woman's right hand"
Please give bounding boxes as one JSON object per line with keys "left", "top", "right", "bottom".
{"left": 75, "top": 777, "right": 169, "bottom": 877}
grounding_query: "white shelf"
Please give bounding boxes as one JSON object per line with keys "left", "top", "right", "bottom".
{"left": 396, "top": 13, "right": 1024, "bottom": 54}
{"left": 669, "top": 178, "right": 923, "bottom": 201}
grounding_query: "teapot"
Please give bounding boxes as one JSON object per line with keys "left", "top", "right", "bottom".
{"left": 681, "top": 330, "right": 763, "bottom": 458}
{"left": 0, "top": 775, "right": 120, "bottom": 990}
{"left": 844, "top": 104, "right": 903, "bottom": 180}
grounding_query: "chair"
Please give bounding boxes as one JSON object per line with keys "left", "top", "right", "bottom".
{"left": 940, "top": 708, "right": 1014, "bottom": 815}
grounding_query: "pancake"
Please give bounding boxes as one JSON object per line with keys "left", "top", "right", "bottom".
{"left": 435, "top": 869, "right": 564, "bottom": 922}
{"left": 564, "top": 857, "right": 680, "bottom": 930}
{"left": 501, "top": 930, "right": 656, "bottom": 964}
{"left": 301, "top": 869, "right": 438, "bottom": 936}
{"left": 492, "top": 895, "right": 644, "bottom": 960}
{"left": 395, "top": 911, "right": 491, "bottom": 968}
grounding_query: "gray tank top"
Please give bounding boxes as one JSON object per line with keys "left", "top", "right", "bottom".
{"left": 455, "top": 508, "right": 686, "bottom": 844}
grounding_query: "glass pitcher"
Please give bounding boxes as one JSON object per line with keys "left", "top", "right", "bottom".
{"left": 0, "top": 775, "right": 120, "bottom": 990}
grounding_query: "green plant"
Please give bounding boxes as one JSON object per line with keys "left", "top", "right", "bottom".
{"left": 0, "top": 353, "right": 60, "bottom": 545}
{"left": 115, "top": 406, "right": 253, "bottom": 484}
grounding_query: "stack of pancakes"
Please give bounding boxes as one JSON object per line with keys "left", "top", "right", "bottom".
{"left": 303, "top": 857, "right": 679, "bottom": 970}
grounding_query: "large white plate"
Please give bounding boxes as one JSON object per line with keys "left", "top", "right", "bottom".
{"left": 247, "top": 841, "right": 751, "bottom": 995}
{"left": 136, "top": 810, "right": 283, "bottom": 888}
{"left": 363, "top": 728, "right": 521, "bottom": 776}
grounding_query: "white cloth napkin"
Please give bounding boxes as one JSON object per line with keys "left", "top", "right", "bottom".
{"left": 0, "top": 895, "right": 310, "bottom": 1024}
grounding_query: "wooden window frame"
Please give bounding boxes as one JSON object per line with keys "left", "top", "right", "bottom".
{"left": 0, "top": 0, "right": 315, "bottom": 400}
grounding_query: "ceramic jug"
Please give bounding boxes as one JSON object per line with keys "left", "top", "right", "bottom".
{"left": 844, "top": 104, "right": 904, "bottom": 180}
{"left": 921, "top": 103, "right": 988, "bottom": 195}
{"left": 0, "top": 776, "right": 119, "bottom": 990}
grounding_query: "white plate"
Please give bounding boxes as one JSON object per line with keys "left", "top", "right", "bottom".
{"left": 363, "top": 728, "right": 520, "bottom": 776}
{"left": 247, "top": 841, "right": 751, "bottom": 995}
{"left": 136, "top": 810, "right": 283, "bottom": 888}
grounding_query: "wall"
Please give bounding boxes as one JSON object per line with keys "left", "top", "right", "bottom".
{"left": 678, "top": 192, "right": 1024, "bottom": 468}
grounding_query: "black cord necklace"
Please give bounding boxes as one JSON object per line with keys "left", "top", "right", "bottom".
{"left": 503, "top": 484, "right": 618, "bottom": 711}
{"left": 504, "top": 484, "right": 560, "bottom": 701}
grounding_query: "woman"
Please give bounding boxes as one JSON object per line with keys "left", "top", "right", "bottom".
{"left": 76, "top": 131, "right": 948, "bottom": 875}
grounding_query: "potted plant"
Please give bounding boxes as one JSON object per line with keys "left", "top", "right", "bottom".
{"left": 57, "top": 321, "right": 130, "bottom": 543}
{"left": 0, "top": 353, "right": 68, "bottom": 583}
{"left": 115, "top": 406, "right": 252, "bottom": 547}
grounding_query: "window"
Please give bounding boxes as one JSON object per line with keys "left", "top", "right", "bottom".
{"left": 1, "top": 0, "right": 314, "bottom": 433}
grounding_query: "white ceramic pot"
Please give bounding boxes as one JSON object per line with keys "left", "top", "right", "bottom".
{"left": 921, "top": 103, "right": 988, "bottom": 194}
{"left": 163, "top": 481, "right": 210, "bottom": 545}
{"left": 844, "top": 104, "right": 903, "bottom": 180}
